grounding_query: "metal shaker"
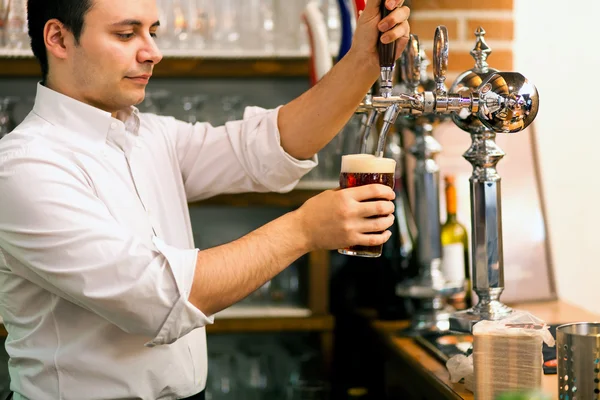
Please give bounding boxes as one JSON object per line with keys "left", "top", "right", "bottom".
{"left": 557, "top": 322, "right": 600, "bottom": 400}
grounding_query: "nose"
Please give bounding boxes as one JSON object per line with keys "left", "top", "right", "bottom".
{"left": 138, "top": 35, "right": 163, "bottom": 65}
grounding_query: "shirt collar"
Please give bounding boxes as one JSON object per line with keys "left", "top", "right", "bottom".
{"left": 32, "top": 82, "right": 141, "bottom": 147}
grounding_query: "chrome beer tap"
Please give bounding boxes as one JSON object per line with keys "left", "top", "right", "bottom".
{"left": 393, "top": 34, "right": 463, "bottom": 333}
{"left": 371, "top": 25, "right": 537, "bottom": 134}
{"left": 355, "top": 0, "right": 400, "bottom": 155}
{"left": 448, "top": 28, "right": 539, "bottom": 332}
{"left": 362, "top": 24, "right": 539, "bottom": 332}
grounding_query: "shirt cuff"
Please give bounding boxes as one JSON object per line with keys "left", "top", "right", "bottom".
{"left": 145, "top": 236, "right": 213, "bottom": 347}
{"left": 240, "top": 106, "right": 318, "bottom": 193}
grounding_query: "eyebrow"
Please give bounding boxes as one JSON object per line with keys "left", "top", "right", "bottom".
{"left": 111, "top": 19, "right": 160, "bottom": 28}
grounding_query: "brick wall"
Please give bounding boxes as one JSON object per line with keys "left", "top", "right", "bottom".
{"left": 407, "top": 0, "right": 514, "bottom": 83}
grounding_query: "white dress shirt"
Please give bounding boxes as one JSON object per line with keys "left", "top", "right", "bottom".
{"left": 0, "top": 83, "right": 317, "bottom": 400}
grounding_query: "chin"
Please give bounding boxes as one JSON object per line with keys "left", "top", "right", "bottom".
{"left": 132, "top": 93, "right": 146, "bottom": 106}
{"left": 118, "top": 90, "right": 145, "bottom": 109}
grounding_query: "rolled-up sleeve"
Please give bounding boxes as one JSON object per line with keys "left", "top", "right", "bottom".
{"left": 165, "top": 106, "right": 318, "bottom": 202}
{"left": 147, "top": 236, "right": 213, "bottom": 347}
{"left": 0, "top": 148, "right": 211, "bottom": 345}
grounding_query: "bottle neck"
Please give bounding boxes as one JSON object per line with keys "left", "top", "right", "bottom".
{"left": 445, "top": 182, "right": 458, "bottom": 217}
{"left": 446, "top": 213, "right": 457, "bottom": 222}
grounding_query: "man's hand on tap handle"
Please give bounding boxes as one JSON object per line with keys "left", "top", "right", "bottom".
{"left": 348, "top": 0, "right": 410, "bottom": 77}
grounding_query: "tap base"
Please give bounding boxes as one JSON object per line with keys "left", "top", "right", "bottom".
{"left": 395, "top": 279, "right": 463, "bottom": 299}
{"left": 396, "top": 302, "right": 455, "bottom": 337}
{"left": 448, "top": 301, "right": 513, "bottom": 333}
{"left": 395, "top": 281, "right": 463, "bottom": 334}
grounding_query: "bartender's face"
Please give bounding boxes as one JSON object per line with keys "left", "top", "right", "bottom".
{"left": 67, "top": 0, "right": 163, "bottom": 113}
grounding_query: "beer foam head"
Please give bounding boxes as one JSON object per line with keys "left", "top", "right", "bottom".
{"left": 341, "top": 154, "right": 396, "bottom": 174}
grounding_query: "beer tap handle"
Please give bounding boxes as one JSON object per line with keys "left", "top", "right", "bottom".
{"left": 378, "top": 1, "right": 396, "bottom": 97}
{"left": 433, "top": 26, "right": 449, "bottom": 95}
{"left": 400, "top": 34, "right": 421, "bottom": 94}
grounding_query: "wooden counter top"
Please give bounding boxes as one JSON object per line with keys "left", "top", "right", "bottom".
{"left": 371, "top": 300, "right": 600, "bottom": 400}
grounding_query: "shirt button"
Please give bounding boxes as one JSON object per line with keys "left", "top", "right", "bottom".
{"left": 135, "top": 139, "right": 142, "bottom": 147}
{"left": 110, "top": 122, "right": 118, "bottom": 130}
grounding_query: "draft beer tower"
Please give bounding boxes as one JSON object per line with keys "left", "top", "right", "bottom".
{"left": 447, "top": 28, "right": 540, "bottom": 332}
{"left": 362, "top": 23, "right": 539, "bottom": 332}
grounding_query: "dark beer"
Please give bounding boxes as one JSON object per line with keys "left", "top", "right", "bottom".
{"left": 338, "top": 154, "right": 396, "bottom": 257}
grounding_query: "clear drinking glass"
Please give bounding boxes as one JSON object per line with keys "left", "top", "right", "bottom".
{"left": 155, "top": 0, "right": 174, "bottom": 50}
{"left": 207, "top": 350, "right": 239, "bottom": 400}
{"left": 212, "top": 1, "right": 239, "bottom": 50}
{"left": 274, "top": 0, "right": 308, "bottom": 52}
{"left": 237, "top": 346, "right": 276, "bottom": 400}
{"left": 238, "top": 0, "right": 274, "bottom": 52}
{"left": 191, "top": 0, "right": 215, "bottom": 49}
{"left": 5, "top": 0, "right": 28, "bottom": 49}
{"left": 0, "top": 0, "right": 10, "bottom": 48}
{"left": 172, "top": 0, "right": 192, "bottom": 49}
{"left": 319, "top": 0, "right": 342, "bottom": 55}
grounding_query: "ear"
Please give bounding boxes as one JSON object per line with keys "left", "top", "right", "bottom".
{"left": 44, "top": 19, "right": 72, "bottom": 60}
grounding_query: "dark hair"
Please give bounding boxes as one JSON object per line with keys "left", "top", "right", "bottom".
{"left": 27, "top": 0, "right": 94, "bottom": 80}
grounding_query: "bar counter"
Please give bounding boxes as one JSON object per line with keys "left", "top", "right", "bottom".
{"left": 366, "top": 300, "right": 600, "bottom": 400}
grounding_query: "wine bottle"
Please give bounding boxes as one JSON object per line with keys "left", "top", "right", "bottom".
{"left": 440, "top": 175, "right": 471, "bottom": 309}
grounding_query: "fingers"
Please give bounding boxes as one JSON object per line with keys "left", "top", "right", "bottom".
{"left": 366, "top": 0, "right": 405, "bottom": 10}
{"left": 394, "top": 21, "right": 410, "bottom": 53}
{"left": 385, "top": 0, "right": 405, "bottom": 9}
{"left": 379, "top": 8, "right": 411, "bottom": 44}
{"left": 378, "top": 5, "right": 410, "bottom": 32}
{"left": 354, "top": 230, "right": 393, "bottom": 247}
{"left": 365, "top": 0, "right": 382, "bottom": 10}
{"left": 343, "top": 184, "right": 395, "bottom": 202}
{"left": 358, "top": 213, "right": 395, "bottom": 233}
{"left": 357, "top": 199, "right": 395, "bottom": 218}
{"left": 362, "top": 0, "right": 405, "bottom": 21}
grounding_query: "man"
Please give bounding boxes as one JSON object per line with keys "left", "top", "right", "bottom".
{"left": 0, "top": 0, "right": 410, "bottom": 398}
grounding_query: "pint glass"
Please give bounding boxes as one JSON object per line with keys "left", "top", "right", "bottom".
{"left": 338, "top": 154, "right": 396, "bottom": 257}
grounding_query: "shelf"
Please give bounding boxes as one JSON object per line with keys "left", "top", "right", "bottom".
{"left": 191, "top": 182, "right": 337, "bottom": 208}
{"left": 206, "top": 314, "right": 334, "bottom": 334}
{"left": 214, "top": 305, "right": 312, "bottom": 319}
{"left": 0, "top": 48, "right": 314, "bottom": 59}
{"left": 0, "top": 48, "right": 316, "bottom": 78}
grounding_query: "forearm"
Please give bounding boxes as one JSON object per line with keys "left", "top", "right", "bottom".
{"left": 277, "top": 51, "right": 379, "bottom": 160}
{"left": 188, "top": 210, "right": 311, "bottom": 316}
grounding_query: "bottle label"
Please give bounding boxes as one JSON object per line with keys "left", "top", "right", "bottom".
{"left": 442, "top": 243, "right": 466, "bottom": 283}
